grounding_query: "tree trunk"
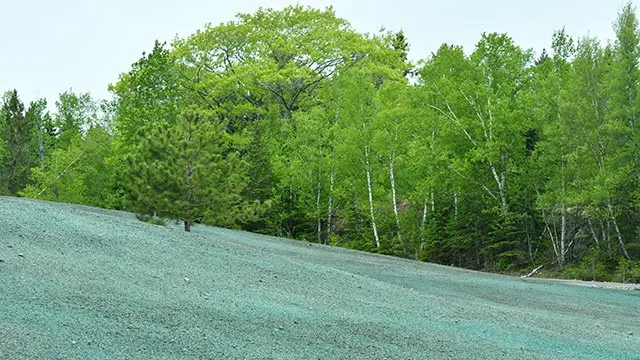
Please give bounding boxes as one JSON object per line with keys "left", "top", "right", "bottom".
{"left": 38, "top": 131, "right": 45, "bottom": 171}
{"left": 453, "top": 191, "right": 458, "bottom": 221}
{"left": 184, "top": 220, "right": 191, "bottom": 232}
{"left": 431, "top": 190, "right": 435, "bottom": 212}
{"left": 389, "top": 152, "right": 401, "bottom": 241}
{"left": 541, "top": 208, "right": 560, "bottom": 264}
{"left": 587, "top": 217, "right": 600, "bottom": 245}
{"left": 560, "top": 204, "right": 566, "bottom": 267}
{"left": 608, "top": 202, "right": 630, "bottom": 260}
{"left": 559, "top": 156, "right": 567, "bottom": 266}
{"left": 365, "top": 144, "right": 380, "bottom": 248}
{"left": 421, "top": 197, "right": 428, "bottom": 231}
{"left": 489, "top": 162, "right": 507, "bottom": 215}
{"left": 420, "top": 197, "right": 428, "bottom": 253}
{"left": 326, "top": 170, "right": 334, "bottom": 245}
{"left": 316, "top": 180, "right": 322, "bottom": 243}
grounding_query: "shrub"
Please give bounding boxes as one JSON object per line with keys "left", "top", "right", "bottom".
{"left": 563, "top": 248, "right": 612, "bottom": 282}
{"left": 615, "top": 259, "right": 640, "bottom": 283}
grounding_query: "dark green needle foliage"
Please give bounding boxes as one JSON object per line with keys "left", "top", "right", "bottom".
{"left": 127, "top": 112, "right": 248, "bottom": 231}
{"left": 0, "top": 90, "right": 37, "bottom": 196}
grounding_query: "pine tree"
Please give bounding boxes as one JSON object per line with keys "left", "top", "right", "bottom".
{"left": 127, "top": 112, "right": 249, "bottom": 232}
{"left": 392, "top": 30, "right": 409, "bottom": 63}
{"left": 24, "top": 98, "right": 55, "bottom": 171}
{"left": 0, "top": 90, "right": 37, "bottom": 195}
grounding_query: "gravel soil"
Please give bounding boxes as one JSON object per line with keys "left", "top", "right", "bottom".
{"left": 0, "top": 196, "right": 639, "bottom": 359}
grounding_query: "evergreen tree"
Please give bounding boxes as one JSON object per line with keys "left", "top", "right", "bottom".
{"left": 127, "top": 112, "right": 249, "bottom": 231}
{"left": 25, "top": 98, "right": 55, "bottom": 171}
{"left": 0, "top": 90, "right": 37, "bottom": 195}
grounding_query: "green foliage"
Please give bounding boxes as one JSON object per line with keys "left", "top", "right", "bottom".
{"left": 615, "top": 258, "right": 640, "bottom": 283}
{"left": 22, "top": 134, "right": 87, "bottom": 204}
{"left": 564, "top": 248, "right": 614, "bottom": 282}
{"left": 54, "top": 90, "right": 98, "bottom": 148}
{"left": 20, "top": 91, "right": 116, "bottom": 208}
{"left": 172, "top": 5, "right": 386, "bottom": 119}
{"left": 0, "top": 90, "right": 37, "bottom": 195}
{"left": 109, "top": 41, "right": 184, "bottom": 148}
{"left": 126, "top": 112, "right": 251, "bottom": 231}
{"left": 21, "top": 125, "right": 116, "bottom": 207}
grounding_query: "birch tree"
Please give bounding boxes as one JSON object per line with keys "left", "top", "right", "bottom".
{"left": 419, "top": 34, "right": 535, "bottom": 267}
{"left": 330, "top": 70, "right": 382, "bottom": 249}
{"left": 22, "top": 94, "right": 116, "bottom": 209}
{"left": 372, "top": 81, "right": 413, "bottom": 251}
{"left": 533, "top": 29, "right": 578, "bottom": 266}
{"left": 607, "top": 3, "right": 640, "bottom": 259}
{"left": 571, "top": 38, "right": 631, "bottom": 260}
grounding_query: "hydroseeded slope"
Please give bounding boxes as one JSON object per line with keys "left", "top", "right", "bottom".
{"left": 0, "top": 196, "right": 638, "bottom": 360}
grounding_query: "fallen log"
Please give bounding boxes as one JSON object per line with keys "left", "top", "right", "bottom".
{"left": 521, "top": 265, "right": 543, "bottom": 278}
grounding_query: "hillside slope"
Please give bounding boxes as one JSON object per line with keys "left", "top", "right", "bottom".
{"left": 0, "top": 196, "right": 638, "bottom": 359}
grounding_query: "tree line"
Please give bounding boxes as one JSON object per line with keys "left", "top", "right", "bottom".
{"left": 2, "top": 4, "right": 640, "bottom": 281}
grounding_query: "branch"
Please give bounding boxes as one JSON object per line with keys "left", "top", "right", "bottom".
{"left": 36, "top": 151, "right": 85, "bottom": 197}
{"left": 460, "top": 90, "right": 489, "bottom": 141}
{"left": 428, "top": 103, "right": 477, "bottom": 146}
{"left": 450, "top": 166, "right": 497, "bottom": 200}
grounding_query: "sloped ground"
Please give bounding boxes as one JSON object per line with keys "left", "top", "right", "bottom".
{"left": 0, "top": 196, "right": 638, "bottom": 360}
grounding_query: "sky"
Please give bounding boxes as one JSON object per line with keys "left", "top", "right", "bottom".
{"left": 0, "top": 0, "right": 636, "bottom": 108}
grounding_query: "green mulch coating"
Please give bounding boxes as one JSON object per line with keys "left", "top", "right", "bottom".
{"left": 0, "top": 196, "right": 638, "bottom": 359}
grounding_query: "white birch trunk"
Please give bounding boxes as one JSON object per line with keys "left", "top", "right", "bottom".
{"left": 365, "top": 144, "right": 380, "bottom": 248}
{"left": 453, "top": 191, "right": 458, "bottom": 220}
{"left": 560, "top": 204, "right": 566, "bottom": 266}
{"left": 326, "top": 170, "right": 334, "bottom": 245}
{"left": 431, "top": 190, "right": 435, "bottom": 212}
{"left": 316, "top": 180, "right": 322, "bottom": 243}
{"left": 422, "top": 197, "right": 428, "bottom": 228}
{"left": 587, "top": 217, "right": 600, "bottom": 245}
{"left": 542, "top": 208, "right": 560, "bottom": 264}
{"left": 489, "top": 162, "right": 507, "bottom": 214}
{"left": 389, "top": 152, "right": 401, "bottom": 241}
{"left": 608, "top": 202, "right": 631, "bottom": 260}
{"left": 560, "top": 156, "right": 567, "bottom": 266}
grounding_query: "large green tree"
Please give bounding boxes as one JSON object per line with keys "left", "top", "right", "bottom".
{"left": 532, "top": 28, "right": 578, "bottom": 267}
{"left": 172, "top": 5, "right": 381, "bottom": 120}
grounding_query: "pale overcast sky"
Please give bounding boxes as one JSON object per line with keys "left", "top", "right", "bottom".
{"left": 0, "top": 0, "right": 636, "bottom": 107}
